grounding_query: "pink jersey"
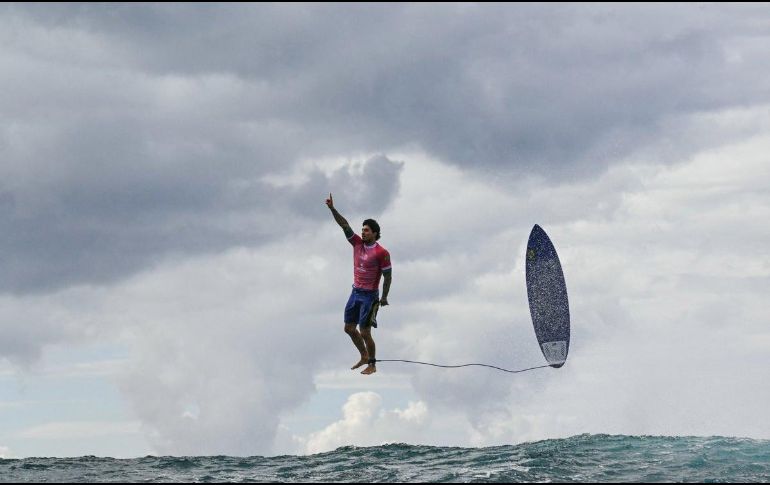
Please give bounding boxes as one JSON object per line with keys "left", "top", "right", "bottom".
{"left": 348, "top": 234, "right": 391, "bottom": 291}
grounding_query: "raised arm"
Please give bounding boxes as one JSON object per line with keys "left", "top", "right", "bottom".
{"left": 326, "top": 193, "right": 355, "bottom": 239}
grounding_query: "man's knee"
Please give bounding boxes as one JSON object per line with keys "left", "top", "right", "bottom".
{"left": 360, "top": 327, "right": 372, "bottom": 339}
{"left": 344, "top": 323, "right": 358, "bottom": 335}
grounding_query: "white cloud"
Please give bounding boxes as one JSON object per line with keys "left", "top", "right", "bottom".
{"left": 299, "top": 392, "right": 432, "bottom": 454}
{"left": 4, "top": 119, "right": 770, "bottom": 456}
{"left": 293, "top": 390, "right": 565, "bottom": 455}
{"left": 0, "top": 400, "right": 45, "bottom": 410}
{"left": 109, "top": 242, "right": 346, "bottom": 456}
{"left": 0, "top": 446, "right": 12, "bottom": 458}
{"left": 313, "top": 370, "right": 413, "bottom": 391}
{"left": 16, "top": 421, "right": 141, "bottom": 440}
{"left": 42, "top": 359, "right": 129, "bottom": 379}
{"left": 375, "top": 112, "right": 770, "bottom": 443}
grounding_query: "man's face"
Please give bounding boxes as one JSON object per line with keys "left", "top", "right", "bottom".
{"left": 362, "top": 225, "right": 375, "bottom": 243}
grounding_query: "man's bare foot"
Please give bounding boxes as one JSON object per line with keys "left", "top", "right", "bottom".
{"left": 361, "top": 365, "right": 377, "bottom": 375}
{"left": 351, "top": 357, "right": 369, "bottom": 370}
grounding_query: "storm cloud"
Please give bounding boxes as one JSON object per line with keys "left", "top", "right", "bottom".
{"left": 3, "top": 4, "right": 770, "bottom": 293}
{"left": 1, "top": 4, "right": 769, "bottom": 457}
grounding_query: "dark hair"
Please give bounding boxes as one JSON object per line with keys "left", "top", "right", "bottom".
{"left": 363, "top": 219, "right": 381, "bottom": 240}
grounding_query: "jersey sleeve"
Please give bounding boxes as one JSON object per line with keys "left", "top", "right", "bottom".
{"left": 380, "top": 249, "right": 392, "bottom": 271}
{"left": 348, "top": 233, "right": 362, "bottom": 247}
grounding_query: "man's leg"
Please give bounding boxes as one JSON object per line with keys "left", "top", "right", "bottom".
{"left": 360, "top": 325, "right": 376, "bottom": 375}
{"left": 345, "top": 323, "right": 369, "bottom": 369}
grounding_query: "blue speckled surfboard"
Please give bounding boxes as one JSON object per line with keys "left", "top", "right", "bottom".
{"left": 526, "top": 225, "right": 570, "bottom": 368}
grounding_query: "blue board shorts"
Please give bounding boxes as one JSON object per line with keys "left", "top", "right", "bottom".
{"left": 344, "top": 286, "right": 379, "bottom": 328}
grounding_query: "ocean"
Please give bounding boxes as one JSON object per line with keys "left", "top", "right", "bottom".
{"left": 1, "top": 434, "right": 768, "bottom": 483}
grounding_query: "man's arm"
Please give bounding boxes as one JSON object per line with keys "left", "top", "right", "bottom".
{"left": 381, "top": 269, "right": 391, "bottom": 306}
{"left": 326, "top": 193, "right": 355, "bottom": 239}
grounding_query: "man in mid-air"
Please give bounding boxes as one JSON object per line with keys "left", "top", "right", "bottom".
{"left": 326, "top": 193, "right": 391, "bottom": 375}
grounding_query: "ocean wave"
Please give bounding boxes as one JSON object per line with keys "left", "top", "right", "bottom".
{"left": 1, "top": 434, "right": 768, "bottom": 483}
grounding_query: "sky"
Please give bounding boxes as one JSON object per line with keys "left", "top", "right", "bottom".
{"left": 1, "top": 3, "right": 769, "bottom": 458}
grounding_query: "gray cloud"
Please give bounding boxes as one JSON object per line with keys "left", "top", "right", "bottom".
{"left": 8, "top": 4, "right": 770, "bottom": 170}
{"left": 3, "top": 4, "right": 769, "bottom": 295}
{"left": 0, "top": 151, "right": 401, "bottom": 294}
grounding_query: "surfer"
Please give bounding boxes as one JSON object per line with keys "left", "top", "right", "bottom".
{"left": 326, "top": 193, "right": 392, "bottom": 375}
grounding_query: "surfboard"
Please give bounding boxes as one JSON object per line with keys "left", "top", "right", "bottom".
{"left": 526, "top": 225, "right": 570, "bottom": 368}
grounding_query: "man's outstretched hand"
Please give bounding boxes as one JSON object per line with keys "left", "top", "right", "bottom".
{"left": 325, "top": 193, "right": 334, "bottom": 210}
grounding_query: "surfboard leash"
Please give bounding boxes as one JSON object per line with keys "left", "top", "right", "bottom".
{"left": 372, "top": 359, "right": 551, "bottom": 374}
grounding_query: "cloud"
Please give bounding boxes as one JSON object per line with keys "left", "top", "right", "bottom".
{"left": 0, "top": 446, "right": 12, "bottom": 459}
{"left": 8, "top": 4, "right": 770, "bottom": 175}
{"left": 3, "top": 4, "right": 770, "bottom": 296}
{"left": 105, "top": 230, "right": 374, "bottom": 456}
{"left": 375, "top": 117, "right": 770, "bottom": 442}
{"left": 0, "top": 155, "right": 401, "bottom": 455}
{"left": 1, "top": 4, "right": 769, "bottom": 457}
{"left": 1, "top": 6, "right": 405, "bottom": 294}
{"left": 299, "top": 392, "right": 431, "bottom": 454}
{"left": 108, "top": 120, "right": 770, "bottom": 455}
{"left": 15, "top": 421, "right": 141, "bottom": 440}
{"left": 0, "top": 290, "right": 97, "bottom": 367}
{"left": 0, "top": 144, "right": 401, "bottom": 295}
{"left": 4, "top": 121, "right": 769, "bottom": 456}
{"left": 292, "top": 390, "right": 547, "bottom": 455}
